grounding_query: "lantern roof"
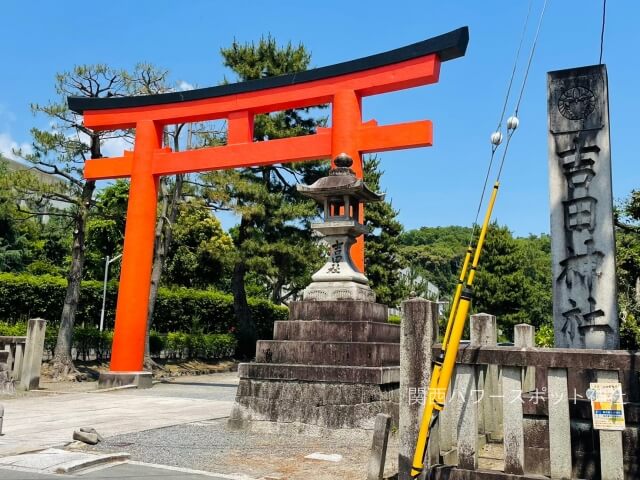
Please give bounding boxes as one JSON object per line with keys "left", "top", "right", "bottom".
{"left": 297, "top": 154, "right": 384, "bottom": 203}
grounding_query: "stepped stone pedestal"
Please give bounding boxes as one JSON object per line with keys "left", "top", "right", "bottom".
{"left": 229, "top": 300, "right": 400, "bottom": 431}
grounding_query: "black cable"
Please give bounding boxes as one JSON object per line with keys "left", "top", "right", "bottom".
{"left": 514, "top": 0, "right": 549, "bottom": 118}
{"left": 599, "top": 0, "right": 607, "bottom": 64}
{"left": 498, "top": 0, "right": 549, "bottom": 182}
{"left": 465, "top": 0, "right": 534, "bottom": 249}
{"left": 496, "top": 0, "right": 533, "bottom": 132}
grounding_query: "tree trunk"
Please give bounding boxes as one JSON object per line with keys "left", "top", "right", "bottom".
{"left": 143, "top": 125, "right": 186, "bottom": 370}
{"left": 232, "top": 216, "right": 256, "bottom": 359}
{"left": 636, "top": 276, "right": 640, "bottom": 305}
{"left": 271, "top": 276, "right": 285, "bottom": 304}
{"left": 51, "top": 179, "right": 95, "bottom": 380}
{"left": 143, "top": 174, "right": 184, "bottom": 370}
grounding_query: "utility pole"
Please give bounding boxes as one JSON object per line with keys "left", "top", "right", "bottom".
{"left": 100, "top": 254, "right": 122, "bottom": 332}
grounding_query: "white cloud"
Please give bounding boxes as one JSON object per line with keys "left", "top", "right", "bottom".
{"left": 101, "top": 136, "right": 132, "bottom": 158}
{"left": 75, "top": 130, "right": 132, "bottom": 158}
{"left": 178, "top": 80, "right": 194, "bottom": 91}
{"left": 0, "top": 132, "right": 32, "bottom": 160}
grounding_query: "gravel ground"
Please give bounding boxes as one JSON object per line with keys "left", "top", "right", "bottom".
{"left": 80, "top": 417, "right": 400, "bottom": 479}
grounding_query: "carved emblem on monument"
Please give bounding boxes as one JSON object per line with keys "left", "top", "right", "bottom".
{"left": 558, "top": 86, "right": 596, "bottom": 120}
{"left": 547, "top": 65, "right": 618, "bottom": 349}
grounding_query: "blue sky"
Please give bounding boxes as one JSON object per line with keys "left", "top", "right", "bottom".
{"left": 0, "top": 1, "right": 637, "bottom": 236}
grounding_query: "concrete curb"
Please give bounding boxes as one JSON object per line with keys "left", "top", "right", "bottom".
{"left": 127, "top": 460, "right": 258, "bottom": 479}
{"left": 54, "top": 452, "right": 130, "bottom": 474}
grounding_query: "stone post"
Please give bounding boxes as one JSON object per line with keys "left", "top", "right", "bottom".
{"left": 20, "top": 318, "right": 46, "bottom": 391}
{"left": 514, "top": 324, "right": 536, "bottom": 393}
{"left": 502, "top": 366, "right": 525, "bottom": 474}
{"left": 399, "top": 298, "right": 438, "bottom": 479}
{"left": 0, "top": 351, "right": 12, "bottom": 395}
{"left": 367, "top": 413, "right": 392, "bottom": 480}
{"left": 597, "top": 370, "right": 624, "bottom": 480}
{"left": 470, "top": 314, "right": 499, "bottom": 443}
{"left": 547, "top": 368, "right": 572, "bottom": 479}
{"left": 548, "top": 64, "right": 618, "bottom": 349}
{"left": 455, "top": 363, "right": 478, "bottom": 470}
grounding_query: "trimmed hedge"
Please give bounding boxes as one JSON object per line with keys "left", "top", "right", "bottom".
{"left": 0, "top": 273, "right": 288, "bottom": 338}
{"left": 388, "top": 314, "right": 401, "bottom": 325}
{"left": 0, "top": 322, "right": 236, "bottom": 361}
{"left": 151, "top": 331, "right": 237, "bottom": 359}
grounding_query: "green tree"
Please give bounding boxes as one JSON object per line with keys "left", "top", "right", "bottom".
{"left": 201, "top": 36, "right": 327, "bottom": 357}
{"left": 399, "top": 223, "right": 552, "bottom": 338}
{"left": 473, "top": 225, "right": 552, "bottom": 337}
{"left": 0, "top": 159, "right": 36, "bottom": 271}
{"left": 83, "top": 179, "right": 130, "bottom": 281}
{"left": 11, "top": 65, "right": 171, "bottom": 378}
{"left": 616, "top": 190, "right": 640, "bottom": 348}
{"left": 363, "top": 155, "right": 406, "bottom": 306}
{"left": 164, "top": 199, "right": 234, "bottom": 288}
{"left": 399, "top": 226, "right": 472, "bottom": 293}
{"left": 12, "top": 66, "right": 131, "bottom": 378}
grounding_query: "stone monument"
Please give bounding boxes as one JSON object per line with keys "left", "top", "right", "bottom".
{"left": 229, "top": 154, "right": 401, "bottom": 431}
{"left": 547, "top": 64, "right": 618, "bottom": 349}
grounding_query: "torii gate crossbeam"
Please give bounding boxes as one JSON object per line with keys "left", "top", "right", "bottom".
{"left": 68, "top": 27, "right": 468, "bottom": 382}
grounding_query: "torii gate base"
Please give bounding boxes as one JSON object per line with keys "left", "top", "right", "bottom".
{"left": 68, "top": 28, "right": 468, "bottom": 389}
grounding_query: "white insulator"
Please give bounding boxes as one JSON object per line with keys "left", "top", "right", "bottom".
{"left": 490, "top": 131, "right": 503, "bottom": 146}
{"left": 507, "top": 116, "right": 519, "bottom": 130}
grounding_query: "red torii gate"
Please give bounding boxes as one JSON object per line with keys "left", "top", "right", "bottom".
{"left": 69, "top": 27, "right": 468, "bottom": 384}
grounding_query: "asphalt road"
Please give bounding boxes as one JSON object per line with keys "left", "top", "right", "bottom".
{"left": 0, "top": 462, "right": 237, "bottom": 479}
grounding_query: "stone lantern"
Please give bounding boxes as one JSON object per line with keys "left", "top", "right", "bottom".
{"left": 297, "top": 153, "right": 383, "bottom": 302}
{"left": 229, "top": 153, "right": 400, "bottom": 432}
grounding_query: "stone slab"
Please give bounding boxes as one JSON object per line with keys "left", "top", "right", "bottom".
{"left": 289, "top": 300, "right": 388, "bottom": 323}
{"left": 273, "top": 320, "right": 400, "bottom": 343}
{"left": 0, "top": 448, "right": 130, "bottom": 474}
{"left": 239, "top": 363, "right": 400, "bottom": 385}
{"left": 367, "top": 413, "right": 392, "bottom": 480}
{"left": 256, "top": 340, "right": 399, "bottom": 367}
{"left": 98, "top": 371, "right": 153, "bottom": 389}
{"left": 19, "top": 319, "right": 46, "bottom": 391}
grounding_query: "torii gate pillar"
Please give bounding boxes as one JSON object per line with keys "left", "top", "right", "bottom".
{"left": 332, "top": 89, "right": 365, "bottom": 267}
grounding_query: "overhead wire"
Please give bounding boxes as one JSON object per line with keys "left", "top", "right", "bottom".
{"left": 599, "top": 0, "right": 607, "bottom": 64}
{"left": 498, "top": 0, "right": 549, "bottom": 181}
{"left": 410, "top": 1, "right": 550, "bottom": 477}
{"left": 466, "top": 0, "right": 534, "bottom": 248}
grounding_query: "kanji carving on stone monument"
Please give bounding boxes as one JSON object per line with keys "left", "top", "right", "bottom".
{"left": 547, "top": 65, "right": 618, "bottom": 349}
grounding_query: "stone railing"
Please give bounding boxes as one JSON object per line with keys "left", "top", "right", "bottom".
{"left": 428, "top": 314, "right": 634, "bottom": 480}
{"left": 0, "top": 318, "right": 47, "bottom": 392}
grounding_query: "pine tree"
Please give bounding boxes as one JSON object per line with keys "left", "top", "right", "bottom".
{"left": 363, "top": 155, "right": 406, "bottom": 306}
{"left": 201, "top": 36, "right": 327, "bottom": 357}
{"left": 12, "top": 66, "right": 130, "bottom": 379}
